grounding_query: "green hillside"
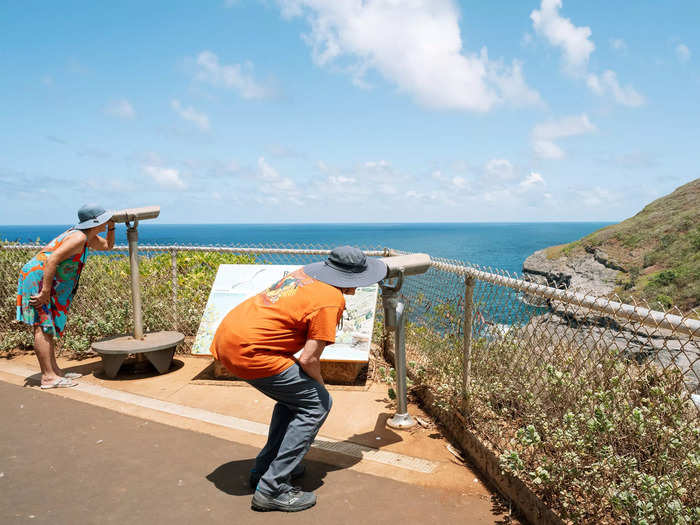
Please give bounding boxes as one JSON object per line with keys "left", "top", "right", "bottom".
{"left": 546, "top": 178, "right": 700, "bottom": 311}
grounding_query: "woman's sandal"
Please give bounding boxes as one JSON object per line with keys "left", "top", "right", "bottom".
{"left": 40, "top": 377, "right": 77, "bottom": 389}
{"left": 63, "top": 372, "right": 82, "bottom": 379}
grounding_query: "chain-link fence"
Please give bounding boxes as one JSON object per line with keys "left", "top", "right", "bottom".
{"left": 400, "top": 255, "right": 699, "bottom": 524}
{"left": 0, "top": 243, "right": 389, "bottom": 354}
{"left": 1, "top": 242, "right": 698, "bottom": 523}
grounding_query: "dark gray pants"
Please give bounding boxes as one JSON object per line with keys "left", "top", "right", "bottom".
{"left": 246, "top": 363, "right": 332, "bottom": 496}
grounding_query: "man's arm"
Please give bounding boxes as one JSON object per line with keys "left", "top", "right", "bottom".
{"left": 297, "top": 339, "right": 328, "bottom": 386}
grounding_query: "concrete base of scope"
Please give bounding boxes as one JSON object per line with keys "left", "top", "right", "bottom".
{"left": 92, "top": 331, "right": 185, "bottom": 378}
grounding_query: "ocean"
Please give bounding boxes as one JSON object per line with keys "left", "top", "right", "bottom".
{"left": 1, "top": 222, "right": 610, "bottom": 275}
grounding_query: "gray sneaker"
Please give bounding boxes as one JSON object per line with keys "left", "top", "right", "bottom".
{"left": 249, "top": 463, "right": 306, "bottom": 490}
{"left": 251, "top": 487, "right": 316, "bottom": 512}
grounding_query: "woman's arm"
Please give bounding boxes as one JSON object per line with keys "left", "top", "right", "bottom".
{"left": 297, "top": 339, "right": 328, "bottom": 386}
{"left": 29, "top": 232, "right": 86, "bottom": 307}
{"left": 87, "top": 220, "right": 115, "bottom": 251}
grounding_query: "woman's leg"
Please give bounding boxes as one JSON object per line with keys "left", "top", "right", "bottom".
{"left": 49, "top": 343, "right": 62, "bottom": 377}
{"left": 33, "top": 325, "right": 59, "bottom": 385}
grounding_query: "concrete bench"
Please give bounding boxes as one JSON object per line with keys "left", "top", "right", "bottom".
{"left": 92, "top": 331, "right": 184, "bottom": 378}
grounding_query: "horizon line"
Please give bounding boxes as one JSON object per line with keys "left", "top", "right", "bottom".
{"left": 0, "top": 220, "right": 616, "bottom": 227}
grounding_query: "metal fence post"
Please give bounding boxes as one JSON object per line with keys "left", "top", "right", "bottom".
{"left": 126, "top": 224, "right": 143, "bottom": 339}
{"left": 463, "top": 275, "right": 475, "bottom": 397}
{"left": 171, "top": 250, "right": 178, "bottom": 330}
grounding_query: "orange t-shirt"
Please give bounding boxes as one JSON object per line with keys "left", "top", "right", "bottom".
{"left": 210, "top": 268, "right": 345, "bottom": 380}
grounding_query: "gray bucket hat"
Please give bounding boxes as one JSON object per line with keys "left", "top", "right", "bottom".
{"left": 74, "top": 204, "right": 113, "bottom": 230}
{"left": 303, "top": 246, "right": 387, "bottom": 288}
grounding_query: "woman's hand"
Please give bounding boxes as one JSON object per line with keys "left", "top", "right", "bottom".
{"left": 29, "top": 290, "right": 51, "bottom": 307}
{"left": 88, "top": 220, "right": 116, "bottom": 251}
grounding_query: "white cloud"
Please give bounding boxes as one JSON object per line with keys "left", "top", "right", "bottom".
{"left": 277, "top": 0, "right": 541, "bottom": 112}
{"left": 328, "top": 175, "right": 356, "bottom": 185}
{"left": 533, "top": 140, "right": 564, "bottom": 160}
{"left": 610, "top": 38, "right": 627, "bottom": 54}
{"left": 194, "top": 51, "right": 270, "bottom": 99}
{"left": 311, "top": 158, "right": 421, "bottom": 204}
{"left": 586, "top": 70, "right": 645, "bottom": 107}
{"left": 530, "top": 0, "right": 594, "bottom": 73}
{"left": 485, "top": 159, "right": 515, "bottom": 181}
{"left": 364, "top": 160, "right": 391, "bottom": 170}
{"left": 143, "top": 165, "right": 187, "bottom": 190}
{"left": 256, "top": 157, "right": 302, "bottom": 203}
{"left": 532, "top": 114, "right": 596, "bottom": 159}
{"left": 531, "top": 1, "right": 643, "bottom": 106}
{"left": 519, "top": 171, "right": 545, "bottom": 190}
{"left": 676, "top": 44, "right": 691, "bottom": 63}
{"left": 451, "top": 176, "right": 468, "bottom": 189}
{"left": 258, "top": 157, "right": 281, "bottom": 181}
{"left": 171, "top": 99, "right": 210, "bottom": 131}
{"left": 105, "top": 99, "right": 135, "bottom": 119}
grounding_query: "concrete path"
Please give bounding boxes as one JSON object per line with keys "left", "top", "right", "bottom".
{"left": 0, "top": 356, "right": 517, "bottom": 524}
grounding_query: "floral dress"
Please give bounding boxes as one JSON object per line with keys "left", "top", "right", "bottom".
{"left": 16, "top": 230, "right": 88, "bottom": 337}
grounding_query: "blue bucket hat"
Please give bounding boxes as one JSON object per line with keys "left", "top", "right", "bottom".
{"left": 303, "top": 246, "right": 387, "bottom": 288}
{"left": 74, "top": 204, "right": 113, "bottom": 230}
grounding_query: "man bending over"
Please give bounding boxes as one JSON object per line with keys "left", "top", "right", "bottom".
{"left": 210, "top": 246, "right": 387, "bottom": 512}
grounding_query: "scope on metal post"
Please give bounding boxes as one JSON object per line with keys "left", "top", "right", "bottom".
{"left": 378, "top": 253, "right": 431, "bottom": 430}
{"left": 111, "top": 206, "right": 161, "bottom": 340}
{"left": 111, "top": 206, "right": 161, "bottom": 224}
{"left": 380, "top": 253, "right": 431, "bottom": 279}
{"left": 92, "top": 205, "right": 183, "bottom": 379}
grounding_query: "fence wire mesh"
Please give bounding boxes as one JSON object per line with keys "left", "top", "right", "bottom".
{"left": 2, "top": 241, "right": 699, "bottom": 523}
{"left": 1, "top": 243, "right": 388, "bottom": 354}
{"left": 399, "top": 254, "right": 699, "bottom": 524}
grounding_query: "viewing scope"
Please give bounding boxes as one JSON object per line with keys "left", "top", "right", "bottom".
{"left": 380, "top": 253, "right": 431, "bottom": 279}
{"left": 378, "top": 252, "right": 431, "bottom": 431}
{"left": 111, "top": 206, "right": 160, "bottom": 223}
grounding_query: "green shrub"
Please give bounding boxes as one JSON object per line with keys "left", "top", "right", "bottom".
{"left": 1, "top": 248, "right": 254, "bottom": 355}
{"left": 402, "top": 310, "right": 700, "bottom": 524}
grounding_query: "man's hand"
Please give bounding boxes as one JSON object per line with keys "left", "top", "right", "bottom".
{"left": 29, "top": 290, "right": 50, "bottom": 307}
{"left": 298, "top": 339, "right": 327, "bottom": 385}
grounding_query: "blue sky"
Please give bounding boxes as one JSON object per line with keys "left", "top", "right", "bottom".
{"left": 1, "top": 0, "right": 698, "bottom": 224}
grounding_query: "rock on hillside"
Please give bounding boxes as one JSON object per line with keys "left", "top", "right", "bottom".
{"left": 522, "top": 178, "right": 700, "bottom": 310}
{"left": 522, "top": 246, "right": 620, "bottom": 296}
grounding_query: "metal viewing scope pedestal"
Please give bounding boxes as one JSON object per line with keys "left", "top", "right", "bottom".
{"left": 378, "top": 253, "right": 431, "bottom": 430}
{"left": 92, "top": 206, "right": 184, "bottom": 378}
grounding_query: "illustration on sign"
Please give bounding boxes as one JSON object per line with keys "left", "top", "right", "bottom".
{"left": 191, "top": 264, "right": 378, "bottom": 363}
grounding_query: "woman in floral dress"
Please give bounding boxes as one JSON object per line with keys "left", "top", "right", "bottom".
{"left": 16, "top": 204, "right": 116, "bottom": 388}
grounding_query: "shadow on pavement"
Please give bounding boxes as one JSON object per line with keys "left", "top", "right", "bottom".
{"left": 21, "top": 359, "right": 186, "bottom": 385}
{"left": 207, "top": 457, "right": 360, "bottom": 496}
{"left": 92, "top": 358, "right": 185, "bottom": 380}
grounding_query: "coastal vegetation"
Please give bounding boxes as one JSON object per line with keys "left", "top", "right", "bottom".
{"left": 403, "top": 294, "right": 699, "bottom": 524}
{"left": 544, "top": 178, "right": 700, "bottom": 311}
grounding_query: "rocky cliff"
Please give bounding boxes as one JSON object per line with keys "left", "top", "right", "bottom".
{"left": 522, "top": 178, "right": 700, "bottom": 310}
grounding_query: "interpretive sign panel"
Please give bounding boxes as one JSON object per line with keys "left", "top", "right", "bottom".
{"left": 191, "top": 264, "right": 378, "bottom": 363}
